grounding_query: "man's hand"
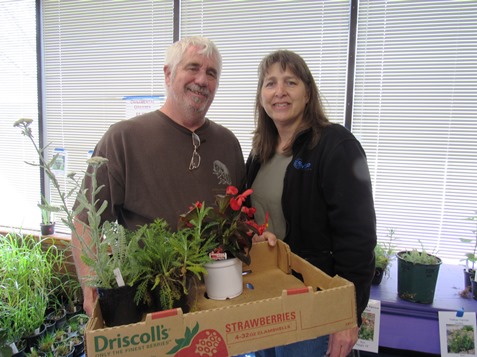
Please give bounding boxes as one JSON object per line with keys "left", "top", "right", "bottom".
{"left": 83, "top": 286, "right": 98, "bottom": 316}
{"left": 71, "top": 218, "right": 98, "bottom": 317}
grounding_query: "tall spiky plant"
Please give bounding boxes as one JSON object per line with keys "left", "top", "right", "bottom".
{"left": 14, "top": 118, "right": 140, "bottom": 290}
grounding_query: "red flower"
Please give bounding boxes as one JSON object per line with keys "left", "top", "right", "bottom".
{"left": 241, "top": 206, "right": 256, "bottom": 218}
{"left": 226, "top": 186, "right": 238, "bottom": 195}
{"left": 246, "top": 212, "right": 269, "bottom": 235}
{"left": 179, "top": 186, "right": 268, "bottom": 265}
{"left": 188, "top": 201, "right": 202, "bottom": 211}
{"left": 229, "top": 188, "right": 253, "bottom": 211}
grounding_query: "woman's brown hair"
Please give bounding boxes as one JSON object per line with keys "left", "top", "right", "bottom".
{"left": 252, "top": 50, "right": 330, "bottom": 162}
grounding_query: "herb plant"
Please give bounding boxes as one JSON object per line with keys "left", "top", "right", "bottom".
{"left": 131, "top": 218, "right": 216, "bottom": 310}
{"left": 398, "top": 242, "right": 440, "bottom": 265}
{"left": 374, "top": 228, "right": 396, "bottom": 277}
{"left": 460, "top": 212, "right": 477, "bottom": 272}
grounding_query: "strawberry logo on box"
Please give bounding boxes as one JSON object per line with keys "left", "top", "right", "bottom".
{"left": 167, "top": 322, "right": 228, "bottom": 357}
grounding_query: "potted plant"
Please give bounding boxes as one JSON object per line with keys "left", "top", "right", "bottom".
{"left": 13, "top": 118, "right": 68, "bottom": 235}
{"left": 82, "top": 221, "right": 144, "bottom": 327}
{"left": 65, "top": 314, "right": 89, "bottom": 336}
{"left": 37, "top": 332, "right": 55, "bottom": 355}
{"left": 45, "top": 308, "right": 67, "bottom": 332}
{"left": 179, "top": 185, "right": 267, "bottom": 300}
{"left": 26, "top": 347, "right": 46, "bottom": 357}
{"left": 396, "top": 242, "right": 442, "bottom": 304}
{"left": 66, "top": 334, "right": 84, "bottom": 357}
{"left": 0, "top": 232, "right": 64, "bottom": 354}
{"left": 0, "top": 329, "right": 14, "bottom": 357}
{"left": 373, "top": 228, "right": 396, "bottom": 285}
{"left": 39, "top": 200, "right": 57, "bottom": 236}
{"left": 56, "top": 272, "right": 84, "bottom": 319}
{"left": 52, "top": 339, "right": 74, "bottom": 357}
{"left": 459, "top": 212, "right": 477, "bottom": 296}
{"left": 131, "top": 218, "right": 216, "bottom": 313}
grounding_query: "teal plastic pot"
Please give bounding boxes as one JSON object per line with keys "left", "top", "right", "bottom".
{"left": 397, "top": 251, "right": 442, "bottom": 304}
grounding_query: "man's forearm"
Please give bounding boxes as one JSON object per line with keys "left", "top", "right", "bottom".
{"left": 71, "top": 219, "right": 97, "bottom": 316}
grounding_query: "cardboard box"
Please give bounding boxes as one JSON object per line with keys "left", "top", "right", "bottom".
{"left": 85, "top": 240, "right": 357, "bottom": 357}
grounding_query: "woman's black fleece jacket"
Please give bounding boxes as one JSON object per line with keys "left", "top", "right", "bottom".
{"left": 246, "top": 123, "right": 377, "bottom": 325}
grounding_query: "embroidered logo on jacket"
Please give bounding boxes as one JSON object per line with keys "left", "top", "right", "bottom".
{"left": 293, "top": 158, "right": 312, "bottom": 171}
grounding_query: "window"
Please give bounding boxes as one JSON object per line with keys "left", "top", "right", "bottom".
{"left": 352, "top": 1, "right": 477, "bottom": 261}
{"left": 40, "top": 0, "right": 174, "bottom": 231}
{"left": 180, "top": 0, "right": 351, "bottom": 155}
{"left": 0, "top": 0, "right": 39, "bottom": 230}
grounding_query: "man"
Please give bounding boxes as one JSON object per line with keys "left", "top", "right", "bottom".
{"left": 71, "top": 36, "right": 245, "bottom": 316}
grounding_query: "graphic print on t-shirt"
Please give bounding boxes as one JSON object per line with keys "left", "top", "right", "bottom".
{"left": 213, "top": 160, "right": 232, "bottom": 185}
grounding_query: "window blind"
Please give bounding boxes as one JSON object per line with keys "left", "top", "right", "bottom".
{"left": 0, "top": 0, "right": 39, "bottom": 230}
{"left": 180, "top": 0, "right": 351, "bottom": 156}
{"left": 353, "top": 1, "right": 477, "bottom": 261}
{"left": 41, "top": 0, "right": 174, "bottom": 232}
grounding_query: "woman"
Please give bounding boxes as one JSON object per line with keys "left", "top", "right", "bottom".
{"left": 247, "top": 50, "right": 376, "bottom": 357}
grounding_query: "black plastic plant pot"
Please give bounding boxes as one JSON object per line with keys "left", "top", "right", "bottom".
{"left": 11, "top": 339, "right": 27, "bottom": 357}
{"left": 47, "top": 308, "right": 67, "bottom": 331}
{"left": 24, "top": 324, "right": 46, "bottom": 353}
{"left": 472, "top": 280, "right": 477, "bottom": 301}
{"left": 69, "top": 336, "right": 84, "bottom": 357}
{"left": 40, "top": 223, "right": 55, "bottom": 236}
{"left": 464, "top": 268, "right": 475, "bottom": 290}
{"left": 371, "top": 267, "right": 384, "bottom": 285}
{"left": 97, "top": 285, "right": 143, "bottom": 327}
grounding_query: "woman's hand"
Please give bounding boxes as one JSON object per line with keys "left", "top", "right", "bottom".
{"left": 326, "top": 327, "right": 359, "bottom": 357}
{"left": 252, "top": 231, "right": 277, "bottom": 247}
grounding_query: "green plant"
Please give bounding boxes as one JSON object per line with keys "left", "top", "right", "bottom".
{"left": 179, "top": 185, "right": 268, "bottom": 265}
{"left": 374, "top": 228, "right": 396, "bottom": 277}
{"left": 53, "top": 329, "right": 67, "bottom": 344}
{"left": 0, "top": 233, "right": 64, "bottom": 343}
{"left": 56, "top": 271, "right": 83, "bottom": 313}
{"left": 0, "top": 329, "right": 12, "bottom": 356}
{"left": 38, "top": 193, "right": 61, "bottom": 226}
{"left": 67, "top": 335, "right": 83, "bottom": 353}
{"left": 68, "top": 156, "right": 144, "bottom": 290}
{"left": 26, "top": 347, "right": 43, "bottom": 357}
{"left": 66, "top": 313, "right": 89, "bottom": 329}
{"left": 52, "top": 340, "right": 73, "bottom": 357}
{"left": 64, "top": 313, "right": 89, "bottom": 337}
{"left": 460, "top": 212, "right": 477, "bottom": 272}
{"left": 39, "top": 202, "right": 53, "bottom": 225}
{"left": 80, "top": 221, "right": 141, "bottom": 289}
{"left": 131, "top": 218, "right": 216, "bottom": 310}
{"left": 357, "top": 312, "right": 375, "bottom": 341}
{"left": 398, "top": 241, "right": 440, "bottom": 265}
{"left": 447, "top": 325, "right": 475, "bottom": 354}
{"left": 14, "top": 118, "right": 74, "bottom": 229}
{"left": 38, "top": 332, "right": 55, "bottom": 353}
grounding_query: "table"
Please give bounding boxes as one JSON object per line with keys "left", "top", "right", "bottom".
{"left": 370, "top": 263, "right": 476, "bottom": 355}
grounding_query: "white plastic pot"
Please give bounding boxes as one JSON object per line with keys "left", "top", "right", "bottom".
{"left": 204, "top": 257, "right": 243, "bottom": 300}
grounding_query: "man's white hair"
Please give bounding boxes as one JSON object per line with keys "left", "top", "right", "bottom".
{"left": 165, "top": 36, "right": 222, "bottom": 80}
